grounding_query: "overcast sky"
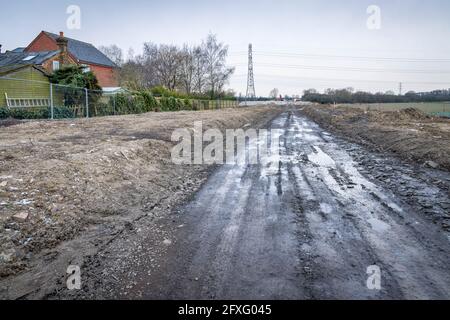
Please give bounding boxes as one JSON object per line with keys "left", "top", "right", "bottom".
{"left": 1, "top": 0, "right": 450, "bottom": 96}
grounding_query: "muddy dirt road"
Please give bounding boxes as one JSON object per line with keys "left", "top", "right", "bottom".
{"left": 141, "top": 111, "right": 450, "bottom": 300}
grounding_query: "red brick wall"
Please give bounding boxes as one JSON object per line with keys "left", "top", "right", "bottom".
{"left": 88, "top": 64, "right": 119, "bottom": 87}
{"left": 41, "top": 55, "right": 77, "bottom": 73}
{"left": 26, "top": 32, "right": 58, "bottom": 52}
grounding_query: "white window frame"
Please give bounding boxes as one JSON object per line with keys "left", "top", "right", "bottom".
{"left": 52, "top": 60, "right": 60, "bottom": 71}
{"left": 22, "top": 55, "right": 36, "bottom": 61}
{"left": 81, "top": 64, "right": 91, "bottom": 73}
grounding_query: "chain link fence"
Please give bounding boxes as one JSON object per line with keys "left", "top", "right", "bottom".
{"left": 0, "top": 77, "right": 239, "bottom": 120}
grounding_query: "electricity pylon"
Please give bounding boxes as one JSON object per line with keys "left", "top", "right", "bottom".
{"left": 246, "top": 44, "right": 256, "bottom": 99}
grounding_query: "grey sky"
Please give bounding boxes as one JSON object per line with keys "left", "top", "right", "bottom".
{"left": 1, "top": 0, "right": 450, "bottom": 96}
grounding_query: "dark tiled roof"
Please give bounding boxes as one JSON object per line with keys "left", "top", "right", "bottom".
{"left": 44, "top": 32, "right": 117, "bottom": 68}
{"left": 11, "top": 47, "right": 26, "bottom": 53}
{"left": 0, "top": 50, "right": 59, "bottom": 67}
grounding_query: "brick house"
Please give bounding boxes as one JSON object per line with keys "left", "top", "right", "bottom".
{"left": 25, "top": 31, "right": 119, "bottom": 88}
{"left": 0, "top": 50, "right": 76, "bottom": 75}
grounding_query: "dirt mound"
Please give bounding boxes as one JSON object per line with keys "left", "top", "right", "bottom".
{"left": 370, "top": 107, "right": 430, "bottom": 122}
{"left": 301, "top": 105, "right": 450, "bottom": 171}
{"left": 400, "top": 107, "right": 430, "bottom": 119}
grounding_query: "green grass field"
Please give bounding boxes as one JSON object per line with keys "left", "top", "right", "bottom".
{"left": 338, "top": 102, "right": 450, "bottom": 117}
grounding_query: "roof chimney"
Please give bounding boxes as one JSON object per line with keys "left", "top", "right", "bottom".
{"left": 56, "top": 31, "right": 68, "bottom": 65}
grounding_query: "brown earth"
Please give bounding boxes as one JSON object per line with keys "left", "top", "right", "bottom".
{"left": 300, "top": 105, "right": 450, "bottom": 171}
{"left": 0, "top": 106, "right": 282, "bottom": 293}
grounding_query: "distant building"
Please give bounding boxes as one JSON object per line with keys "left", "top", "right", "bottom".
{"left": 0, "top": 31, "right": 120, "bottom": 108}
{"left": 0, "top": 43, "right": 79, "bottom": 108}
{"left": 24, "top": 31, "right": 119, "bottom": 88}
{"left": 0, "top": 31, "right": 119, "bottom": 88}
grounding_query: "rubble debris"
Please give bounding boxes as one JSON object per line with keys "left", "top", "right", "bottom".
{"left": 12, "top": 212, "right": 29, "bottom": 222}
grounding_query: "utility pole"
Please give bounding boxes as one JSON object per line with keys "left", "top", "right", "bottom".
{"left": 246, "top": 44, "right": 256, "bottom": 100}
{"left": 399, "top": 82, "right": 403, "bottom": 96}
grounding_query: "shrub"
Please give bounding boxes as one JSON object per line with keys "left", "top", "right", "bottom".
{"left": 90, "top": 103, "right": 110, "bottom": 117}
{"left": 138, "top": 90, "right": 159, "bottom": 112}
{"left": 183, "top": 99, "right": 193, "bottom": 110}
{"left": 52, "top": 106, "right": 75, "bottom": 119}
{"left": 8, "top": 108, "right": 49, "bottom": 119}
{"left": 112, "top": 91, "right": 160, "bottom": 114}
{"left": 0, "top": 107, "right": 10, "bottom": 119}
{"left": 159, "top": 97, "right": 170, "bottom": 112}
{"left": 114, "top": 93, "right": 131, "bottom": 114}
{"left": 132, "top": 94, "right": 147, "bottom": 114}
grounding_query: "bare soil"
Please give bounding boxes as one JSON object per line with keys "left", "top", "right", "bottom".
{"left": 0, "top": 106, "right": 282, "bottom": 299}
{"left": 62, "top": 110, "right": 450, "bottom": 300}
{"left": 300, "top": 105, "right": 450, "bottom": 171}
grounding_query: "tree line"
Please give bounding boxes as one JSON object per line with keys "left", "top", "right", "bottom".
{"left": 99, "top": 34, "right": 235, "bottom": 99}
{"left": 302, "top": 88, "right": 450, "bottom": 104}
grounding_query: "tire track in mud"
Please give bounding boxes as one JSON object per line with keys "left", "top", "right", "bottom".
{"left": 285, "top": 112, "right": 450, "bottom": 299}
{"left": 283, "top": 113, "right": 403, "bottom": 299}
{"left": 136, "top": 110, "right": 450, "bottom": 300}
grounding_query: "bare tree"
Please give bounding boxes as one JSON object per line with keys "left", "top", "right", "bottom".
{"left": 202, "top": 34, "right": 234, "bottom": 98}
{"left": 141, "top": 42, "right": 161, "bottom": 88}
{"left": 179, "top": 45, "right": 196, "bottom": 94}
{"left": 98, "top": 44, "right": 124, "bottom": 66}
{"left": 154, "top": 44, "right": 183, "bottom": 90}
{"left": 269, "top": 88, "right": 279, "bottom": 99}
{"left": 113, "top": 35, "right": 234, "bottom": 97}
{"left": 119, "top": 60, "right": 145, "bottom": 89}
{"left": 192, "top": 46, "right": 207, "bottom": 94}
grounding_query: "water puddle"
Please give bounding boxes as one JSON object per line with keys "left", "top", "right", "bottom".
{"left": 320, "top": 203, "right": 333, "bottom": 214}
{"left": 308, "top": 146, "right": 335, "bottom": 167}
{"left": 367, "top": 218, "right": 391, "bottom": 233}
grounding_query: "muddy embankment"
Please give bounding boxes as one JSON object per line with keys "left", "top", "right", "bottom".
{"left": 300, "top": 105, "right": 450, "bottom": 171}
{"left": 0, "top": 105, "right": 282, "bottom": 299}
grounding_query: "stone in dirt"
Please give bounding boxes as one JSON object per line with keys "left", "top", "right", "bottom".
{"left": 424, "top": 160, "right": 439, "bottom": 169}
{"left": 0, "top": 249, "right": 15, "bottom": 263}
{"left": 12, "top": 212, "right": 29, "bottom": 222}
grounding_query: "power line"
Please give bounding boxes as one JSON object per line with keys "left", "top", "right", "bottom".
{"left": 229, "top": 50, "right": 450, "bottom": 63}
{"left": 233, "top": 73, "right": 450, "bottom": 86}
{"left": 234, "top": 62, "right": 450, "bottom": 74}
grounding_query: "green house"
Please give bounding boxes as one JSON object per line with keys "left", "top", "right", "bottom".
{"left": 0, "top": 64, "right": 51, "bottom": 108}
{"left": 0, "top": 50, "right": 60, "bottom": 109}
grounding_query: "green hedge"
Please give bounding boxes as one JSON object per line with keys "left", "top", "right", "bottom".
{"left": 113, "top": 91, "right": 161, "bottom": 114}
{"left": 1, "top": 90, "right": 235, "bottom": 120}
{"left": 0, "top": 106, "right": 78, "bottom": 120}
{"left": 159, "top": 96, "right": 185, "bottom": 111}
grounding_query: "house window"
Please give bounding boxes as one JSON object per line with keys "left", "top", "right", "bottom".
{"left": 52, "top": 61, "right": 60, "bottom": 71}
{"left": 81, "top": 64, "right": 91, "bottom": 73}
{"left": 22, "top": 55, "right": 36, "bottom": 61}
